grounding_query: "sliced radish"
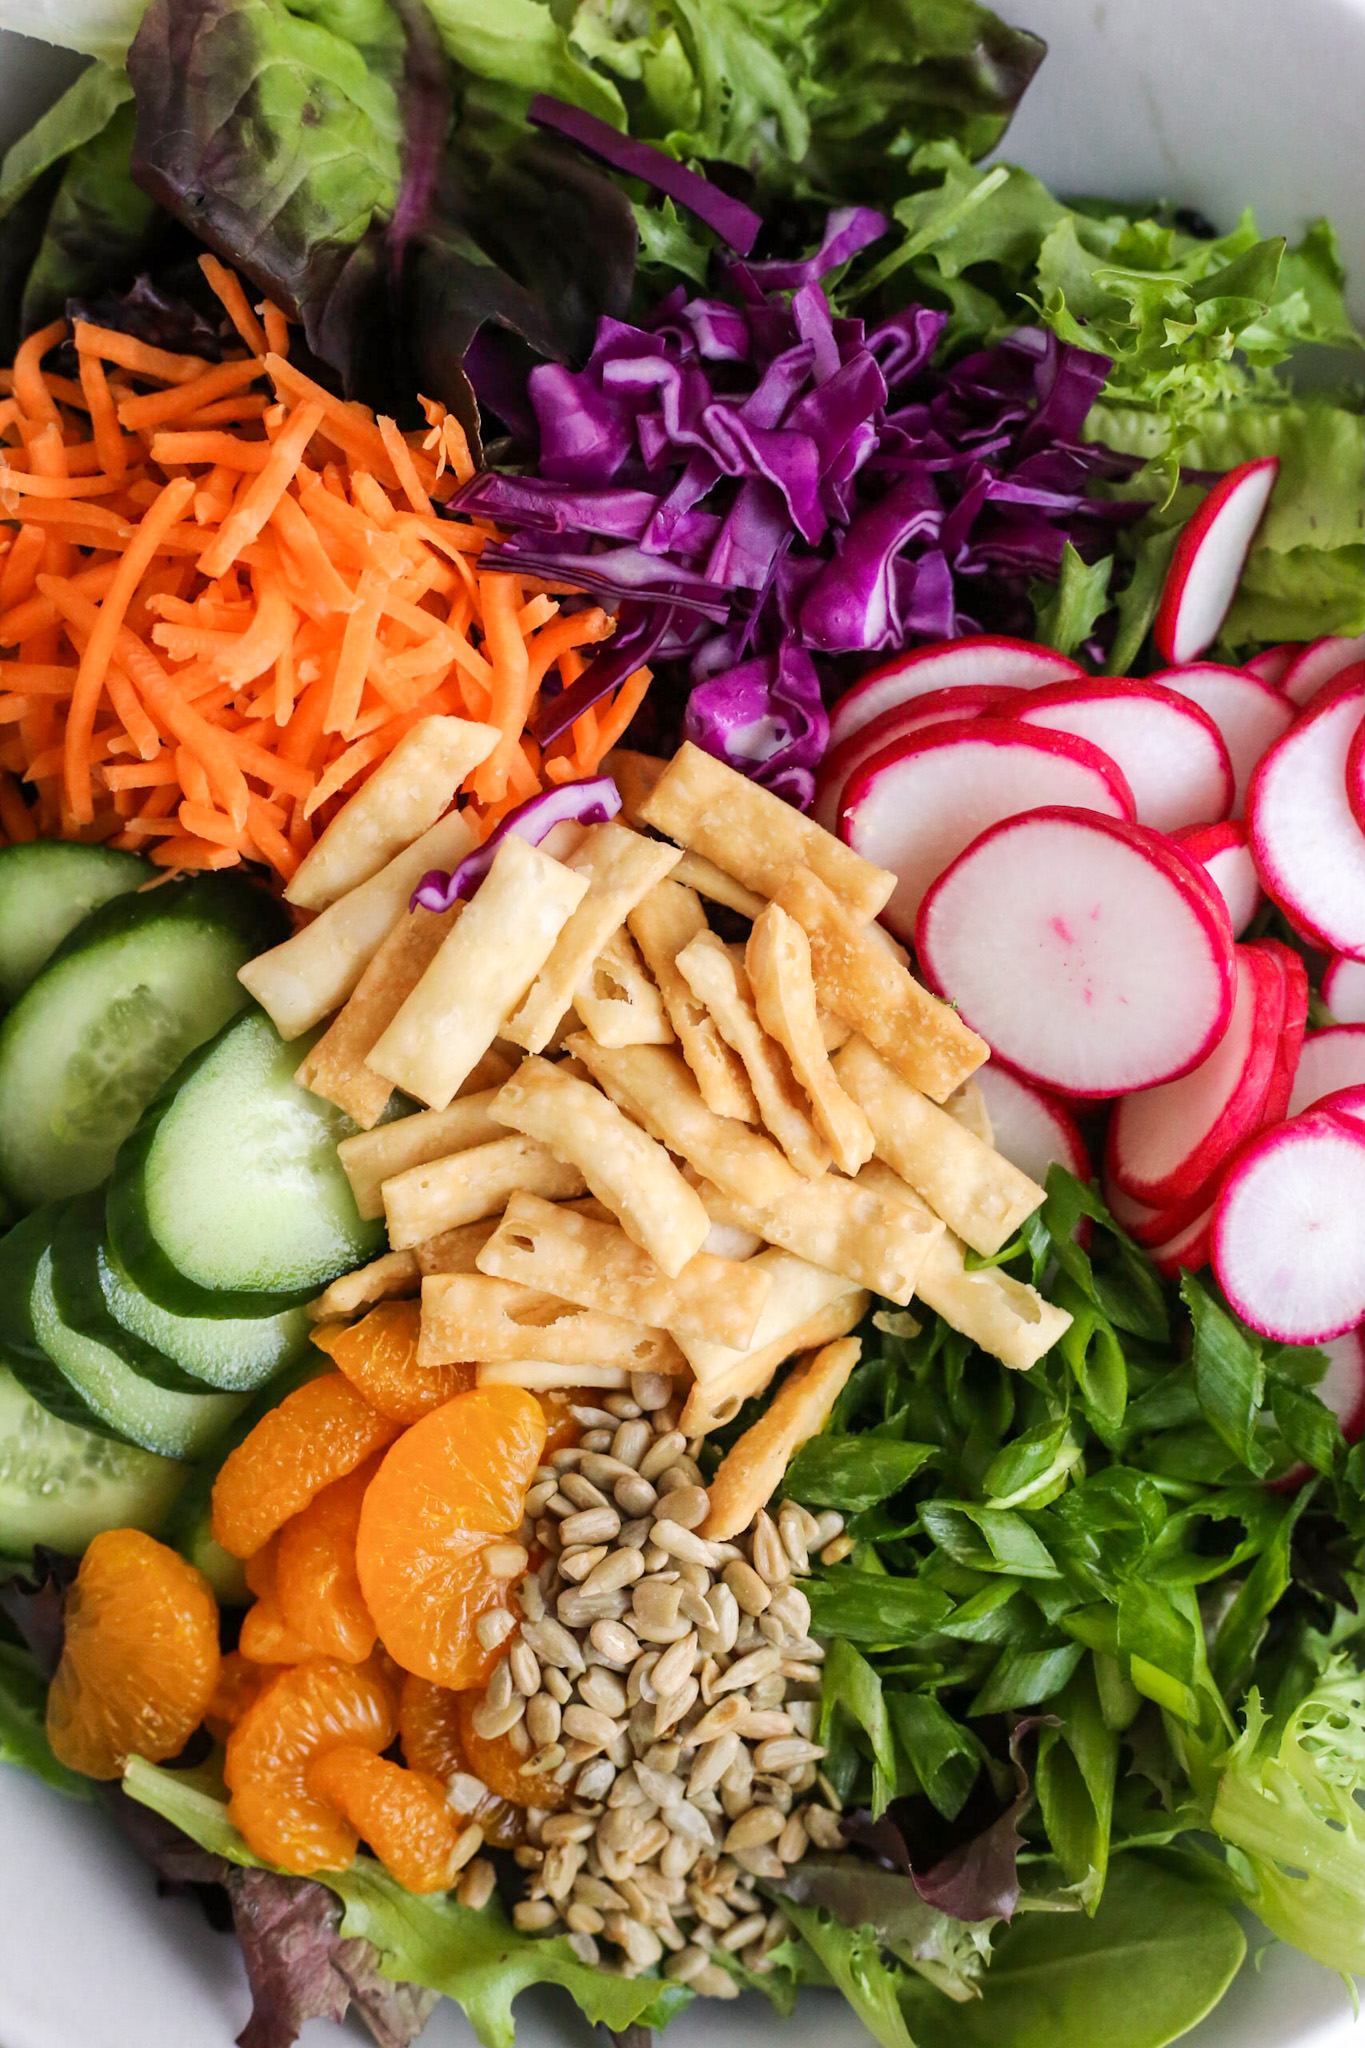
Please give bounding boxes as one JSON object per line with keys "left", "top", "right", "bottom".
{"left": 1153, "top": 458, "right": 1279, "bottom": 665}
{"left": 1245, "top": 643, "right": 1302, "bottom": 688}
{"left": 1106, "top": 944, "right": 1283, "bottom": 1205}
{"left": 1148, "top": 1199, "right": 1216, "bottom": 1279}
{"left": 1273, "top": 1326, "right": 1365, "bottom": 1486}
{"left": 811, "top": 683, "right": 1022, "bottom": 834}
{"left": 915, "top": 808, "right": 1236, "bottom": 1098}
{"left": 1347, "top": 712, "right": 1365, "bottom": 836}
{"left": 1323, "top": 954, "right": 1365, "bottom": 1025}
{"left": 1149, "top": 663, "right": 1295, "bottom": 814}
{"left": 1280, "top": 634, "right": 1365, "bottom": 707}
{"left": 972, "top": 1063, "right": 1091, "bottom": 1187}
{"left": 1317, "top": 1084, "right": 1365, "bottom": 1137}
{"left": 1169, "top": 822, "right": 1261, "bottom": 937}
{"left": 1256, "top": 938, "right": 1309, "bottom": 1124}
{"left": 827, "top": 636, "right": 1084, "bottom": 750}
{"left": 1013, "top": 679, "right": 1232, "bottom": 833}
{"left": 840, "top": 719, "right": 1135, "bottom": 940}
{"left": 1287, "top": 1024, "right": 1365, "bottom": 1118}
{"left": 1211, "top": 1108, "right": 1365, "bottom": 1342}
{"left": 1110, "top": 1175, "right": 1222, "bottom": 1249}
{"left": 1246, "top": 673, "right": 1365, "bottom": 959}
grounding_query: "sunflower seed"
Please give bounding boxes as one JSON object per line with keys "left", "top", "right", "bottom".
{"left": 605, "top": 1913, "right": 663, "bottom": 1967}
{"left": 631, "top": 1372, "right": 672, "bottom": 1412}
{"left": 720, "top": 1911, "right": 767, "bottom": 1953}
{"left": 525, "top": 1480, "right": 558, "bottom": 1518}
{"left": 482, "top": 1541, "right": 530, "bottom": 1579}
{"left": 711, "top": 1644, "right": 781, "bottom": 1694}
{"left": 805, "top": 1804, "right": 846, "bottom": 1850}
{"left": 768, "top": 1585, "right": 812, "bottom": 1638}
{"left": 689, "top": 1694, "right": 749, "bottom": 1743}
{"left": 574, "top": 1757, "right": 616, "bottom": 1802}
{"left": 639, "top": 1431, "right": 687, "bottom": 1483}
{"left": 617, "top": 1516, "right": 653, "bottom": 1550}
{"left": 751, "top": 1511, "right": 790, "bottom": 1585}
{"left": 560, "top": 1470, "right": 611, "bottom": 1510}
{"left": 562, "top": 1702, "right": 622, "bottom": 1751}
{"left": 475, "top": 1608, "right": 519, "bottom": 1653}
{"left": 701, "top": 1583, "right": 739, "bottom": 1654}
{"left": 570, "top": 1406, "right": 618, "bottom": 1429}
{"left": 582, "top": 1547, "right": 643, "bottom": 1595}
{"left": 604, "top": 1393, "right": 642, "bottom": 1421}
{"left": 722, "top": 1559, "right": 772, "bottom": 1615}
{"left": 820, "top": 1532, "right": 855, "bottom": 1565}
{"left": 613, "top": 1473, "right": 659, "bottom": 1518}
{"left": 559, "top": 1506, "right": 621, "bottom": 1547}
{"left": 588, "top": 1618, "right": 640, "bottom": 1666}
{"left": 724, "top": 1806, "right": 785, "bottom": 1853}
{"left": 650, "top": 1631, "right": 698, "bottom": 1700}
{"left": 542, "top": 1841, "right": 587, "bottom": 1900}
{"left": 565, "top": 1898, "right": 604, "bottom": 1931}
{"left": 513, "top": 1899, "right": 559, "bottom": 1932}
{"left": 557, "top": 1587, "right": 629, "bottom": 1627}
{"left": 651, "top": 1520, "right": 717, "bottom": 1566}
{"left": 662, "top": 1484, "right": 710, "bottom": 1530}
{"left": 520, "top": 1617, "right": 585, "bottom": 1674}
{"left": 457, "top": 1858, "right": 496, "bottom": 1911}
{"left": 568, "top": 1930, "right": 599, "bottom": 1965}
{"left": 578, "top": 1428, "right": 614, "bottom": 1452}
{"left": 692, "top": 1963, "right": 740, "bottom": 1999}
{"left": 509, "top": 1641, "right": 540, "bottom": 1696}
{"left": 654, "top": 1675, "right": 699, "bottom": 1736}
{"left": 611, "top": 1419, "right": 652, "bottom": 1468}
{"left": 559, "top": 1544, "right": 609, "bottom": 1584}
{"left": 579, "top": 1667, "right": 628, "bottom": 1718}
{"left": 526, "top": 1693, "right": 562, "bottom": 1748}
{"left": 518, "top": 1573, "right": 546, "bottom": 1622}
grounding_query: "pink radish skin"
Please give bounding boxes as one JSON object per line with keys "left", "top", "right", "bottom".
{"left": 1153, "top": 457, "right": 1280, "bottom": 665}
{"left": 1347, "top": 714, "right": 1365, "bottom": 836}
{"left": 827, "top": 636, "right": 1084, "bottom": 750}
{"left": 1317, "top": 1085, "right": 1365, "bottom": 1137}
{"left": 1245, "top": 644, "right": 1302, "bottom": 688}
{"left": 811, "top": 683, "right": 1022, "bottom": 834}
{"left": 1105, "top": 1173, "right": 1221, "bottom": 1249}
{"left": 1106, "top": 943, "right": 1283, "bottom": 1205}
{"left": 1280, "top": 634, "right": 1365, "bottom": 707}
{"left": 1246, "top": 672, "right": 1365, "bottom": 960}
{"left": 1149, "top": 663, "right": 1295, "bottom": 814}
{"left": 1170, "top": 822, "right": 1261, "bottom": 937}
{"left": 1211, "top": 1108, "right": 1365, "bottom": 1342}
{"left": 1322, "top": 954, "right": 1365, "bottom": 1024}
{"left": 1148, "top": 1200, "right": 1216, "bottom": 1280}
{"left": 1256, "top": 939, "right": 1309, "bottom": 1124}
{"left": 1014, "top": 679, "right": 1232, "bottom": 834}
{"left": 1273, "top": 1327, "right": 1365, "bottom": 1488}
{"left": 915, "top": 807, "right": 1236, "bottom": 1099}
{"left": 840, "top": 719, "right": 1136, "bottom": 941}
{"left": 1287, "top": 1024, "right": 1365, "bottom": 1118}
{"left": 972, "top": 1064, "right": 1091, "bottom": 1187}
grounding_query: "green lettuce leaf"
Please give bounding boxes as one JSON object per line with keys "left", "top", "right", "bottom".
{"left": 122, "top": 1758, "right": 690, "bottom": 2048}
{"left": 18, "top": 102, "right": 160, "bottom": 331}
{"left": 0, "top": 62, "right": 133, "bottom": 211}
{"left": 0, "top": 1641, "right": 93, "bottom": 1800}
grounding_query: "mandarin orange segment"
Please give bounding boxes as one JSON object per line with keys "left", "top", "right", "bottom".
{"left": 275, "top": 1455, "right": 380, "bottom": 1664}
{"left": 455, "top": 1690, "right": 571, "bottom": 1817}
{"left": 311, "top": 1301, "right": 476, "bottom": 1423}
{"left": 305, "top": 1746, "right": 473, "bottom": 1893}
{"left": 398, "top": 1675, "right": 526, "bottom": 1847}
{"left": 225, "top": 1657, "right": 397, "bottom": 1874}
{"left": 205, "top": 1651, "right": 271, "bottom": 1741}
{"left": 238, "top": 1597, "right": 315, "bottom": 1667}
{"left": 212, "top": 1372, "right": 401, "bottom": 1559}
{"left": 355, "top": 1386, "right": 546, "bottom": 1691}
{"left": 46, "top": 1530, "right": 220, "bottom": 1780}
{"left": 538, "top": 1396, "right": 580, "bottom": 1458}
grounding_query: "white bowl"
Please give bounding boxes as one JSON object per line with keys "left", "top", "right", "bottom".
{"left": 1, "top": 5, "right": 1362, "bottom": 2043}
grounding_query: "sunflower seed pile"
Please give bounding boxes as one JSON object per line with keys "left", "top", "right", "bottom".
{"left": 462, "top": 1371, "right": 848, "bottom": 1992}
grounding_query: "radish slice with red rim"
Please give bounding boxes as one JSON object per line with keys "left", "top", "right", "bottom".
{"left": 1287, "top": 1024, "right": 1365, "bottom": 1117}
{"left": 1347, "top": 714, "right": 1365, "bottom": 836}
{"left": 1322, "top": 954, "right": 1365, "bottom": 1024}
{"left": 827, "top": 635, "right": 1084, "bottom": 750}
{"left": 1317, "top": 1084, "right": 1365, "bottom": 1137}
{"left": 915, "top": 807, "right": 1236, "bottom": 1099}
{"left": 1255, "top": 937, "right": 1309, "bottom": 1124}
{"left": 1148, "top": 1200, "right": 1216, "bottom": 1280}
{"left": 811, "top": 683, "right": 1022, "bottom": 834}
{"left": 1280, "top": 633, "right": 1365, "bottom": 707}
{"left": 972, "top": 1064, "right": 1091, "bottom": 1188}
{"left": 840, "top": 719, "right": 1135, "bottom": 941}
{"left": 1153, "top": 457, "right": 1279, "bottom": 665}
{"left": 1014, "top": 678, "right": 1232, "bottom": 833}
{"left": 1245, "top": 643, "right": 1302, "bottom": 688}
{"left": 1211, "top": 1108, "right": 1365, "bottom": 1343}
{"left": 1106, "top": 943, "right": 1284, "bottom": 1205}
{"left": 1169, "top": 822, "right": 1261, "bottom": 937}
{"left": 1150, "top": 662, "right": 1295, "bottom": 814}
{"left": 1246, "top": 672, "right": 1365, "bottom": 959}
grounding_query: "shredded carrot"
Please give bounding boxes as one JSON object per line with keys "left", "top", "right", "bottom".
{"left": 0, "top": 261, "right": 639, "bottom": 880}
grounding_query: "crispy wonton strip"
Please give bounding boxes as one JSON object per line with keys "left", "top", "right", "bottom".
{"left": 419, "top": 1273, "right": 684, "bottom": 1373}
{"left": 574, "top": 926, "right": 674, "bottom": 1048}
{"left": 627, "top": 881, "right": 756, "bottom": 1122}
{"left": 675, "top": 929, "right": 829, "bottom": 1179}
{"left": 336, "top": 1078, "right": 511, "bottom": 1219}
{"left": 703, "top": 1337, "right": 861, "bottom": 1539}
{"left": 295, "top": 903, "right": 463, "bottom": 1127}
{"left": 383, "top": 1134, "right": 586, "bottom": 1249}
{"left": 696, "top": 1169, "right": 944, "bottom": 1307}
{"left": 746, "top": 903, "right": 873, "bottom": 1176}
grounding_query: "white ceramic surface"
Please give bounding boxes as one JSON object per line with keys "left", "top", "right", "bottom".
{"left": 1, "top": 4, "right": 1363, "bottom": 2043}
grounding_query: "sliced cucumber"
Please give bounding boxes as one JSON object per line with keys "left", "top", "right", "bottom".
{"left": 108, "top": 1009, "right": 385, "bottom": 1317}
{"left": 52, "top": 1191, "right": 310, "bottom": 1394}
{"left": 0, "top": 1364, "right": 185, "bottom": 1559}
{"left": 6, "top": 1206, "right": 246, "bottom": 1458}
{"left": 0, "top": 840, "right": 148, "bottom": 1005}
{"left": 162, "top": 1344, "right": 328, "bottom": 1605}
{"left": 0, "top": 873, "right": 287, "bottom": 1209}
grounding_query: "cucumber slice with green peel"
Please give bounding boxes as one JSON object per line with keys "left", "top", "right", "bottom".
{"left": 162, "top": 1344, "right": 329, "bottom": 1603}
{"left": 52, "top": 1191, "right": 311, "bottom": 1394}
{"left": 108, "top": 1009, "right": 386, "bottom": 1317}
{"left": 0, "top": 874, "right": 286, "bottom": 1209}
{"left": 0, "top": 840, "right": 148, "bottom": 1004}
{"left": 0, "top": 1364, "right": 185, "bottom": 1559}
{"left": 2, "top": 1208, "right": 247, "bottom": 1458}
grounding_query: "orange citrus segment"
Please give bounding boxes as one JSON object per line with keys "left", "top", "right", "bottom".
{"left": 355, "top": 1386, "right": 545, "bottom": 1690}
{"left": 311, "top": 1301, "right": 476, "bottom": 1424}
{"left": 305, "top": 1745, "right": 472, "bottom": 1893}
{"left": 225, "top": 1657, "right": 397, "bottom": 1874}
{"left": 211, "top": 1371, "right": 400, "bottom": 1558}
{"left": 398, "top": 1675, "right": 526, "bottom": 1846}
{"left": 205, "top": 1650, "right": 271, "bottom": 1742}
{"left": 274, "top": 1454, "right": 380, "bottom": 1663}
{"left": 238, "top": 1597, "right": 315, "bottom": 1667}
{"left": 46, "top": 1529, "right": 220, "bottom": 1780}
{"left": 455, "top": 1690, "right": 571, "bottom": 1816}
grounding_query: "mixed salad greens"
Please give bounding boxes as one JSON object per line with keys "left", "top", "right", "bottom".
{"left": 0, "top": 1, "right": 1363, "bottom": 2046}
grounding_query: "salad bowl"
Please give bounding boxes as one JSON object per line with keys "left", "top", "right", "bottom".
{"left": 0, "top": 1, "right": 1362, "bottom": 2046}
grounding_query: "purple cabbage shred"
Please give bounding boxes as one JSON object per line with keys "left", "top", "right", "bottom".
{"left": 410, "top": 775, "right": 621, "bottom": 912}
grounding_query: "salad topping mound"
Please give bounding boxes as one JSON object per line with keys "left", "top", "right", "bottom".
{"left": 0, "top": 3, "right": 1362, "bottom": 2048}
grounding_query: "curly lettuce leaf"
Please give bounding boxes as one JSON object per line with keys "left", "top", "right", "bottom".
{"left": 122, "top": 1759, "right": 689, "bottom": 2048}
{"left": 0, "top": 1641, "right": 92, "bottom": 1800}
{"left": 1210, "top": 1656, "right": 1365, "bottom": 1976}
{"left": 18, "top": 102, "right": 160, "bottom": 331}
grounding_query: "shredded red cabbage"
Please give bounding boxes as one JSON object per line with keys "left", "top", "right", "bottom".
{"left": 527, "top": 95, "right": 763, "bottom": 258}
{"left": 447, "top": 207, "right": 1139, "bottom": 811}
{"left": 409, "top": 776, "right": 621, "bottom": 912}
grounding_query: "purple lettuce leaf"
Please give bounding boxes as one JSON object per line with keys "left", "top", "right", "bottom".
{"left": 229, "top": 1868, "right": 438, "bottom": 2048}
{"left": 527, "top": 95, "right": 762, "bottom": 257}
